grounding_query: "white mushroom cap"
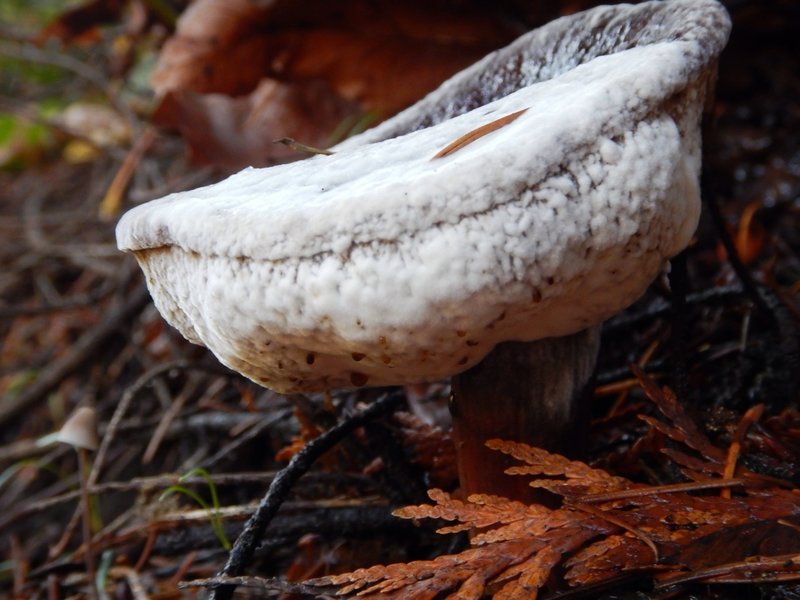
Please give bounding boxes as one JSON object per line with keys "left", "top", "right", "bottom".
{"left": 57, "top": 406, "right": 99, "bottom": 451}
{"left": 117, "top": 0, "right": 730, "bottom": 393}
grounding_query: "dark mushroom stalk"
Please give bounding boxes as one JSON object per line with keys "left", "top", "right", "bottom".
{"left": 451, "top": 331, "right": 600, "bottom": 500}
{"left": 116, "top": 0, "right": 730, "bottom": 501}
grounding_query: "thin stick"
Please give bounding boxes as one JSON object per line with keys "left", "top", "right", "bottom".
{"left": 578, "top": 478, "right": 748, "bottom": 503}
{"left": 78, "top": 449, "right": 97, "bottom": 600}
{"left": 99, "top": 126, "right": 158, "bottom": 220}
{"left": 273, "top": 137, "right": 333, "bottom": 156}
{"left": 721, "top": 403, "right": 764, "bottom": 498}
{"left": 567, "top": 501, "right": 659, "bottom": 563}
{"left": 207, "top": 391, "right": 405, "bottom": 600}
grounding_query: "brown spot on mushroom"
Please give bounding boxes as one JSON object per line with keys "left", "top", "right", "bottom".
{"left": 485, "top": 309, "right": 508, "bottom": 331}
{"left": 351, "top": 352, "right": 366, "bottom": 362}
{"left": 531, "top": 288, "right": 542, "bottom": 303}
{"left": 457, "top": 356, "right": 469, "bottom": 366}
{"left": 456, "top": 330, "right": 466, "bottom": 337}
{"left": 305, "top": 352, "right": 315, "bottom": 365}
{"left": 466, "top": 339, "right": 479, "bottom": 347}
{"left": 277, "top": 361, "right": 284, "bottom": 370}
{"left": 381, "top": 354, "right": 392, "bottom": 365}
{"left": 350, "top": 372, "right": 369, "bottom": 387}
{"left": 378, "top": 335, "right": 387, "bottom": 347}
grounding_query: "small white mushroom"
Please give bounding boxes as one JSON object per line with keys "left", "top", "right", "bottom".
{"left": 57, "top": 406, "right": 99, "bottom": 596}
{"left": 57, "top": 406, "right": 99, "bottom": 452}
{"left": 117, "top": 0, "right": 730, "bottom": 498}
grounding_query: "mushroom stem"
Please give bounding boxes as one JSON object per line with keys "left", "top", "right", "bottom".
{"left": 450, "top": 326, "right": 600, "bottom": 501}
{"left": 77, "top": 447, "right": 97, "bottom": 599}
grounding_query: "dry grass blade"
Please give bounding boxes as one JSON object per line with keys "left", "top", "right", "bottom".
{"left": 431, "top": 108, "right": 527, "bottom": 159}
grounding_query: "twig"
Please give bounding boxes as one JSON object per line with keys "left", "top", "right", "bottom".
{"left": 182, "top": 575, "right": 326, "bottom": 596}
{"left": 603, "top": 284, "right": 743, "bottom": 333}
{"left": 0, "top": 470, "right": 371, "bottom": 532}
{"left": 654, "top": 552, "right": 800, "bottom": 588}
{"left": 0, "top": 286, "right": 150, "bottom": 426}
{"left": 99, "top": 126, "right": 158, "bottom": 220}
{"left": 89, "top": 359, "right": 235, "bottom": 485}
{"left": 0, "top": 40, "right": 137, "bottom": 127}
{"left": 78, "top": 449, "right": 97, "bottom": 599}
{"left": 273, "top": 137, "right": 333, "bottom": 156}
{"left": 198, "top": 410, "right": 289, "bottom": 471}
{"left": 578, "top": 478, "right": 749, "bottom": 503}
{"left": 141, "top": 374, "right": 201, "bottom": 464}
{"left": 0, "top": 278, "right": 117, "bottom": 318}
{"left": 721, "top": 404, "right": 764, "bottom": 498}
{"left": 567, "top": 501, "right": 659, "bottom": 563}
{"left": 108, "top": 566, "right": 150, "bottom": 600}
{"left": 0, "top": 41, "right": 110, "bottom": 97}
{"left": 207, "top": 391, "right": 405, "bottom": 600}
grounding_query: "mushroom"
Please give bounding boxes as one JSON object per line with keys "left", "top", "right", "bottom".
{"left": 57, "top": 406, "right": 100, "bottom": 598}
{"left": 116, "top": 0, "right": 730, "bottom": 500}
{"left": 57, "top": 406, "right": 100, "bottom": 451}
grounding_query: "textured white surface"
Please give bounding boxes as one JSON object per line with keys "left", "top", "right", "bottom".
{"left": 117, "top": 0, "right": 730, "bottom": 392}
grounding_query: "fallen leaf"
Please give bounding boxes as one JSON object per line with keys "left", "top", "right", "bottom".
{"left": 149, "top": 0, "right": 525, "bottom": 167}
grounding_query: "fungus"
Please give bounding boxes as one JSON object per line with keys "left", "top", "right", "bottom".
{"left": 57, "top": 406, "right": 99, "bottom": 597}
{"left": 57, "top": 406, "right": 100, "bottom": 451}
{"left": 117, "top": 0, "right": 730, "bottom": 500}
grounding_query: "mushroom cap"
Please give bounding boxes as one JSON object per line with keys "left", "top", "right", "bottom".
{"left": 117, "top": 0, "right": 730, "bottom": 393}
{"left": 57, "top": 406, "right": 99, "bottom": 451}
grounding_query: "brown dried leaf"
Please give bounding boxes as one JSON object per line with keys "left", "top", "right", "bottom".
{"left": 149, "top": 0, "right": 524, "bottom": 167}
{"left": 152, "top": 0, "right": 520, "bottom": 104}
{"left": 151, "top": 79, "right": 359, "bottom": 168}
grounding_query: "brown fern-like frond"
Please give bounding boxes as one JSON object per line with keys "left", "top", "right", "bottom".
{"left": 488, "top": 438, "right": 631, "bottom": 494}
{"left": 309, "top": 377, "right": 800, "bottom": 599}
{"left": 632, "top": 366, "right": 726, "bottom": 463}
